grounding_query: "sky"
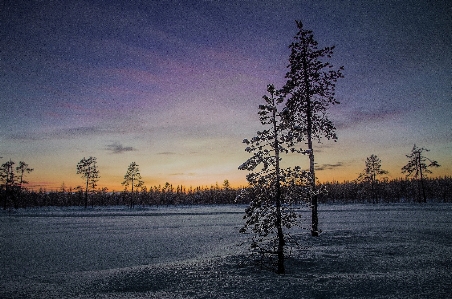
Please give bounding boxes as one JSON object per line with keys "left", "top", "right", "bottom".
{"left": 1, "top": 0, "right": 451, "bottom": 191}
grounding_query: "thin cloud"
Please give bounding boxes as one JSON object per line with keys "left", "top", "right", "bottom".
{"left": 335, "top": 105, "right": 405, "bottom": 130}
{"left": 157, "top": 151, "right": 177, "bottom": 155}
{"left": 316, "top": 162, "right": 344, "bottom": 171}
{"left": 170, "top": 172, "right": 196, "bottom": 176}
{"left": 6, "top": 126, "right": 105, "bottom": 141}
{"left": 106, "top": 142, "right": 136, "bottom": 154}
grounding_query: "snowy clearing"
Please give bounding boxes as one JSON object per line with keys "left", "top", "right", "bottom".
{"left": 1, "top": 204, "right": 451, "bottom": 298}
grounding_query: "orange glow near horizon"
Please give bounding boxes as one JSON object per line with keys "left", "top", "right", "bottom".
{"left": 25, "top": 166, "right": 451, "bottom": 192}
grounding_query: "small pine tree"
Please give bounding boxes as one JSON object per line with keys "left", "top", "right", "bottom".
{"left": 76, "top": 157, "right": 100, "bottom": 208}
{"left": 401, "top": 145, "right": 440, "bottom": 202}
{"left": 357, "top": 154, "right": 388, "bottom": 203}
{"left": 122, "top": 162, "right": 144, "bottom": 208}
{"left": 16, "top": 161, "right": 34, "bottom": 189}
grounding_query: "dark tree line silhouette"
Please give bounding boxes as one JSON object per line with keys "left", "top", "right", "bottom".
{"left": 2, "top": 176, "right": 451, "bottom": 210}
{"left": 318, "top": 176, "right": 452, "bottom": 204}
{"left": 1, "top": 181, "right": 242, "bottom": 209}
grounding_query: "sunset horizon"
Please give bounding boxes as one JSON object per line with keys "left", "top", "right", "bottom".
{"left": 2, "top": 0, "right": 451, "bottom": 193}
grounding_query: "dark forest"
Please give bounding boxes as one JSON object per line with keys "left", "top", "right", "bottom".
{"left": 2, "top": 176, "right": 452, "bottom": 209}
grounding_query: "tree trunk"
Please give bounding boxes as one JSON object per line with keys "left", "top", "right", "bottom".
{"left": 85, "top": 177, "right": 88, "bottom": 209}
{"left": 371, "top": 172, "right": 377, "bottom": 203}
{"left": 303, "top": 54, "right": 318, "bottom": 237}
{"left": 417, "top": 152, "right": 427, "bottom": 203}
{"left": 275, "top": 178, "right": 285, "bottom": 274}
{"left": 310, "top": 151, "right": 319, "bottom": 237}
{"left": 273, "top": 99, "right": 285, "bottom": 274}
{"left": 419, "top": 165, "right": 426, "bottom": 203}
{"left": 130, "top": 177, "right": 134, "bottom": 209}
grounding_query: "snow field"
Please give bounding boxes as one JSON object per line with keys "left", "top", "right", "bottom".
{"left": 1, "top": 204, "right": 451, "bottom": 298}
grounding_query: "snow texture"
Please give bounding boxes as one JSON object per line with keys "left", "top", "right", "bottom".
{"left": 1, "top": 204, "right": 451, "bottom": 298}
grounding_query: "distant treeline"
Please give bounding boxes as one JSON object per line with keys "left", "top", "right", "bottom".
{"left": 1, "top": 183, "right": 242, "bottom": 209}
{"left": 1, "top": 177, "right": 452, "bottom": 209}
{"left": 318, "top": 176, "right": 452, "bottom": 204}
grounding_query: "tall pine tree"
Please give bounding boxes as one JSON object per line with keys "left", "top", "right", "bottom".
{"left": 283, "top": 21, "right": 344, "bottom": 236}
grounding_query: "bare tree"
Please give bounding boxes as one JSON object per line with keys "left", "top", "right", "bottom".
{"left": 282, "top": 21, "right": 344, "bottom": 236}
{"left": 76, "top": 157, "right": 100, "bottom": 208}
{"left": 357, "top": 154, "right": 388, "bottom": 203}
{"left": 238, "top": 85, "right": 310, "bottom": 274}
{"left": 402, "top": 145, "right": 440, "bottom": 202}
{"left": 122, "top": 162, "right": 144, "bottom": 208}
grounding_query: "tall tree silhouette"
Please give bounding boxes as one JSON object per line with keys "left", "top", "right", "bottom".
{"left": 283, "top": 21, "right": 344, "bottom": 236}
{"left": 1, "top": 160, "right": 16, "bottom": 209}
{"left": 16, "top": 161, "right": 34, "bottom": 189}
{"left": 15, "top": 161, "right": 34, "bottom": 208}
{"left": 122, "top": 162, "right": 144, "bottom": 208}
{"left": 239, "top": 84, "right": 310, "bottom": 274}
{"left": 76, "top": 157, "right": 100, "bottom": 208}
{"left": 402, "top": 145, "right": 440, "bottom": 202}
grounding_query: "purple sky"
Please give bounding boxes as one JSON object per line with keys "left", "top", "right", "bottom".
{"left": 1, "top": 0, "right": 451, "bottom": 190}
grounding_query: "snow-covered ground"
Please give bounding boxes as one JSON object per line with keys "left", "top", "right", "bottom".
{"left": 1, "top": 204, "right": 451, "bottom": 298}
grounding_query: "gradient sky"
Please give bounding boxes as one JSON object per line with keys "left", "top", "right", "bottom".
{"left": 1, "top": 0, "right": 451, "bottom": 191}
